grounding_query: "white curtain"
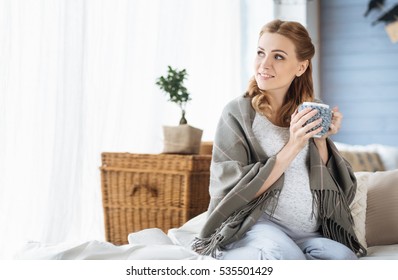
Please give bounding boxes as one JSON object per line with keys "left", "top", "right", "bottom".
{"left": 0, "top": 0, "right": 273, "bottom": 259}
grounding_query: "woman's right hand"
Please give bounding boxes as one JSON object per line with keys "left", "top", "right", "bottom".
{"left": 288, "top": 107, "right": 323, "bottom": 151}
{"left": 255, "top": 107, "right": 321, "bottom": 197}
{"left": 255, "top": 107, "right": 321, "bottom": 198}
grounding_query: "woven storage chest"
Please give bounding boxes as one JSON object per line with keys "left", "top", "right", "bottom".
{"left": 100, "top": 152, "right": 211, "bottom": 245}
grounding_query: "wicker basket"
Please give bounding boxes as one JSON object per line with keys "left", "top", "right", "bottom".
{"left": 100, "top": 152, "right": 211, "bottom": 245}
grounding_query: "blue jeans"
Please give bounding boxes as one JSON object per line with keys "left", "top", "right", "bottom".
{"left": 219, "top": 214, "right": 358, "bottom": 260}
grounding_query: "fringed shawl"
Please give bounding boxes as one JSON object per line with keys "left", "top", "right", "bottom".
{"left": 192, "top": 96, "right": 367, "bottom": 258}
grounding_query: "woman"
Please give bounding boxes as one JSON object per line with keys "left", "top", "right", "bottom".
{"left": 192, "top": 19, "right": 366, "bottom": 260}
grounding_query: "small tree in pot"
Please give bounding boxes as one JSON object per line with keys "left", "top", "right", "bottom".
{"left": 156, "top": 66, "right": 202, "bottom": 154}
{"left": 156, "top": 66, "right": 190, "bottom": 125}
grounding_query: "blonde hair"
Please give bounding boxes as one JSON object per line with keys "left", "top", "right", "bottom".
{"left": 245, "top": 19, "right": 315, "bottom": 127}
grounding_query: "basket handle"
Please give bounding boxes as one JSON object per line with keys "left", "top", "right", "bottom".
{"left": 130, "top": 184, "right": 158, "bottom": 197}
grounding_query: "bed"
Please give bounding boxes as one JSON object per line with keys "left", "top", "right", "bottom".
{"left": 14, "top": 142, "right": 398, "bottom": 260}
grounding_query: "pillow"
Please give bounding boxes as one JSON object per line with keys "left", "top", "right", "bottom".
{"left": 365, "top": 169, "right": 398, "bottom": 247}
{"left": 340, "top": 151, "right": 385, "bottom": 172}
{"left": 335, "top": 142, "right": 398, "bottom": 170}
{"left": 350, "top": 172, "right": 371, "bottom": 248}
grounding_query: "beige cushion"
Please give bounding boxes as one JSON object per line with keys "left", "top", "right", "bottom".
{"left": 340, "top": 151, "right": 385, "bottom": 172}
{"left": 365, "top": 169, "right": 398, "bottom": 246}
{"left": 351, "top": 172, "right": 371, "bottom": 248}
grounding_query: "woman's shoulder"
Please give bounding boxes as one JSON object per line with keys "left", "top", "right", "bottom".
{"left": 222, "top": 94, "right": 253, "bottom": 115}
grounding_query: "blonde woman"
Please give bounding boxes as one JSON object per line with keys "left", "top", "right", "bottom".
{"left": 193, "top": 19, "right": 366, "bottom": 260}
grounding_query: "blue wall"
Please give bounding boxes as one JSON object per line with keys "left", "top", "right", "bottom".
{"left": 320, "top": 0, "right": 398, "bottom": 146}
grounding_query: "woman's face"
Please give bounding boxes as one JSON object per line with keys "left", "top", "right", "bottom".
{"left": 254, "top": 32, "right": 307, "bottom": 96}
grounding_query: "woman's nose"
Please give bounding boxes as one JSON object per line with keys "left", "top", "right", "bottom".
{"left": 260, "top": 56, "right": 271, "bottom": 69}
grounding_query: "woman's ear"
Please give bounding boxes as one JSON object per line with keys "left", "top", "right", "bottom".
{"left": 296, "top": 60, "right": 309, "bottom": 77}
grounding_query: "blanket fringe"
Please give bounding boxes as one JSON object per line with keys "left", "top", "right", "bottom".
{"left": 312, "top": 189, "right": 367, "bottom": 257}
{"left": 322, "top": 218, "right": 367, "bottom": 257}
{"left": 192, "top": 189, "right": 280, "bottom": 257}
{"left": 192, "top": 234, "right": 224, "bottom": 258}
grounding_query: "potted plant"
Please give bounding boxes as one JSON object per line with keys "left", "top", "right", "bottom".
{"left": 156, "top": 66, "right": 203, "bottom": 154}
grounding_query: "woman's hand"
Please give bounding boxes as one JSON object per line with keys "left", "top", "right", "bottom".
{"left": 256, "top": 107, "right": 322, "bottom": 198}
{"left": 323, "top": 106, "right": 343, "bottom": 138}
{"left": 313, "top": 106, "right": 343, "bottom": 164}
{"left": 288, "top": 107, "right": 323, "bottom": 151}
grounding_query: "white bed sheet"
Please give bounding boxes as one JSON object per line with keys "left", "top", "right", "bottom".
{"left": 14, "top": 211, "right": 397, "bottom": 260}
{"left": 14, "top": 213, "right": 212, "bottom": 260}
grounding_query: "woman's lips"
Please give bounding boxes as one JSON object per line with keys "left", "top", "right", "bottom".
{"left": 258, "top": 73, "right": 274, "bottom": 80}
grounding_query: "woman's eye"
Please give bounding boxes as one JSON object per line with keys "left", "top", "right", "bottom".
{"left": 257, "top": 50, "right": 265, "bottom": 57}
{"left": 275, "top": 54, "right": 284, "bottom": 60}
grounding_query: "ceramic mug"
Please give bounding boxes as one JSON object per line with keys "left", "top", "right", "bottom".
{"left": 298, "top": 102, "right": 332, "bottom": 138}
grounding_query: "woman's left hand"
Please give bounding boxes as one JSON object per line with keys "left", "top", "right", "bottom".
{"left": 314, "top": 106, "right": 343, "bottom": 163}
{"left": 323, "top": 106, "right": 343, "bottom": 138}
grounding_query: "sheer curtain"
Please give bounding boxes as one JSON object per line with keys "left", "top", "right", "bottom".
{"left": 0, "top": 0, "right": 273, "bottom": 259}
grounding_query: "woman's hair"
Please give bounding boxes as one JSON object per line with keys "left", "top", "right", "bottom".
{"left": 245, "top": 19, "right": 315, "bottom": 127}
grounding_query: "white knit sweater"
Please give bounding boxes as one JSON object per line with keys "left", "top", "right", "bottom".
{"left": 252, "top": 112, "right": 320, "bottom": 233}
